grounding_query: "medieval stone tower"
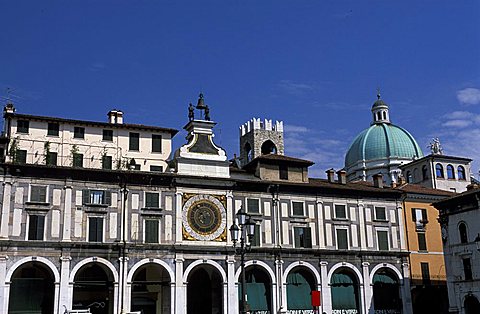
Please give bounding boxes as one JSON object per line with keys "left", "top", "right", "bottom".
{"left": 239, "top": 118, "right": 284, "bottom": 167}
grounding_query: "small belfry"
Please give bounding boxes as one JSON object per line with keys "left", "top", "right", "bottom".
{"left": 371, "top": 89, "right": 391, "bottom": 124}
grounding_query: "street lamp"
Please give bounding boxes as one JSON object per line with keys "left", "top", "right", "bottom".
{"left": 230, "top": 207, "right": 256, "bottom": 314}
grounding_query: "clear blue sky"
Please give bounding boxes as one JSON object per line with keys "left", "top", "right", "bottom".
{"left": 1, "top": 1, "right": 479, "bottom": 178}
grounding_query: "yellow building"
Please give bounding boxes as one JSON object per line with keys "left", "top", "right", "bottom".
{"left": 397, "top": 183, "right": 454, "bottom": 314}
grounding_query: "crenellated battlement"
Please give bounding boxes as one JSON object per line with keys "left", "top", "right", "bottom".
{"left": 240, "top": 118, "right": 283, "bottom": 136}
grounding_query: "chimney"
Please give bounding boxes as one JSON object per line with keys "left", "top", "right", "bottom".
{"left": 107, "top": 110, "right": 118, "bottom": 124}
{"left": 466, "top": 183, "right": 479, "bottom": 191}
{"left": 337, "top": 170, "right": 347, "bottom": 184}
{"left": 326, "top": 169, "right": 335, "bottom": 183}
{"left": 116, "top": 110, "right": 124, "bottom": 124}
{"left": 3, "top": 103, "right": 15, "bottom": 114}
{"left": 373, "top": 173, "right": 383, "bottom": 188}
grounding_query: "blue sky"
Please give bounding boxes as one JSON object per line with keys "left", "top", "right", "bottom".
{"left": 1, "top": 1, "right": 479, "bottom": 178}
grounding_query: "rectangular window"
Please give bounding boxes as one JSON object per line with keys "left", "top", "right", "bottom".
{"left": 82, "top": 190, "right": 111, "bottom": 206}
{"left": 102, "top": 155, "right": 112, "bottom": 170}
{"left": 47, "top": 122, "right": 59, "bottom": 136}
{"left": 17, "top": 120, "right": 29, "bottom": 133}
{"left": 418, "top": 233, "right": 427, "bottom": 251}
{"left": 247, "top": 199, "right": 260, "bottom": 214}
{"left": 145, "top": 192, "right": 160, "bottom": 208}
{"left": 292, "top": 201, "right": 304, "bottom": 216}
{"left": 279, "top": 164, "right": 288, "bottom": 180}
{"left": 377, "top": 230, "right": 389, "bottom": 251}
{"left": 46, "top": 152, "right": 57, "bottom": 166}
{"left": 28, "top": 215, "right": 45, "bottom": 240}
{"left": 15, "top": 149, "right": 27, "bottom": 164}
{"left": 145, "top": 220, "right": 159, "bottom": 243}
{"left": 421, "top": 262, "right": 431, "bottom": 285}
{"left": 30, "top": 186, "right": 47, "bottom": 203}
{"left": 102, "top": 129, "right": 113, "bottom": 141}
{"left": 463, "top": 258, "right": 473, "bottom": 280}
{"left": 152, "top": 134, "right": 162, "bottom": 153}
{"left": 74, "top": 127, "right": 85, "bottom": 139}
{"left": 73, "top": 153, "right": 83, "bottom": 167}
{"left": 412, "top": 208, "right": 428, "bottom": 231}
{"left": 88, "top": 217, "right": 103, "bottom": 242}
{"left": 336, "top": 229, "right": 348, "bottom": 249}
{"left": 251, "top": 224, "right": 261, "bottom": 247}
{"left": 294, "top": 227, "right": 312, "bottom": 248}
{"left": 374, "top": 207, "right": 387, "bottom": 221}
{"left": 150, "top": 165, "right": 163, "bottom": 172}
{"left": 129, "top": 132, "right": 140, "bottom": 151}
{"left": 334, "top": 204, "right": 347, "bottom": 219}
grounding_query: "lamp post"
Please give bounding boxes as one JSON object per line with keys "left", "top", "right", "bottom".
{"left": 120, "top": 158, "right": 136, "bottom": 314}
{"left": 230, "top": 206, "right": 256, "bottom": 314}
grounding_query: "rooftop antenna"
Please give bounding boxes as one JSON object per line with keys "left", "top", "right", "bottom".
{"left": 0, "top": 87, "right": 21, "bottom": 104}
{"left": 376, "top": 87, "right": 381, "bottom": 99}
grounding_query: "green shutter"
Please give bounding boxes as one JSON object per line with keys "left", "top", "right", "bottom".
{"left": 287, "top": 272, "right": 313, "bottom": 309}
{"left": 145, "top": 220, "right": 159, "bottom": 243}
{"left": 83, "top": 190, "right": 90, "bottom": 204}
{"left": 36, "top": 216, "right": 45, "bottom": 240}
{"left": 96, "top": 218, "right": 103, "bottom": 242}
{"left": 304, "top": 227, "right": 312, "bottom": 248}
{"left": 411, "top": 208, "right": 416, "bottom": 221}
{"left": 88, "top": 218, "right": 96, "bottom": 241}
{"left": 39, "top": 187, "right": 47, "bottom": 203}
{"left": 28, "top": 216, "right": 37, "bottom": 240}
{"left": 421, "top": 208, "right": 428, "bottom": 222}
{"left": 378, "top": 231, "right": 389, "bottom": 250}
{"left": 104, "top": 191, "right": 111, "bottom": 205}
{"left": 337, "top": 229, "right": 348, "bottom": 249}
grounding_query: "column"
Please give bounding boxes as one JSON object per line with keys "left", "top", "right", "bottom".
{"left": 58, "top": 256, "right": 71, "bottom": 313}
{"left": 226, "top": 256, "right": 237, "bottom": 314}
{"left": 362, "top": 262, "right": 372, "bottom": 314}
{"left": 226, "top": 191, "right": 233, "bottom": 243}
{"left": 118, "top": 256, "right": 129, "bottom": 314}
{"left": 317, "top": 201, "right": 325, "bottom": 248}
{"left": 275, "top": 259, "right": 284, "bottom": 313}
{"left": 358, "top": 201, "right": 366, "bottom": 250}
{"left": 0, "top": 256, "right": 8, "bottom": 314}
{"left": 0, "top": 178, "right": 12, "bottom": 238}
{"left": 320, "top": 261, "right": 330, "bottom": 314}
{"left": 397, "top": 204, "right": 407, "bottom": 250}
{"left": 175, "top": 192, "right": 183, "bottom": 243}
{"left": 174, "top": 256, "right": 185, "bottom": 314}
{"left": 62, "top": 183, "right": 73, "bottom": 241}
{"left": 401, "top": 262, "right": 414, "bottom": 314}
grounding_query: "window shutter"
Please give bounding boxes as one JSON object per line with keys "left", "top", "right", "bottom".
{"left": 39, "top": 187, "right": 47, "bottom": 203}
{"left": 411, "top": 208, "right": 416, "bottom": 221}
{"left": 89, "top": 218, "right": 97, "bottom": 241}
{"left": 304, "top": 227, "right": 312, "bottom": 248}
{"left": 37, "top": 216, "right": 45, "bottom": 240}
{"left": 421, "top": 208, "right": 428, "bottom": 222}
{"left": 96, "top": 218, "right": 103, "bottom": 242}
{"left": 28, "top": 216, "right": 37, "bottom": 240}
{"left": 104, "top": 191, "right": 112, "bottom": 205}
{"left": 294, "top": 228, "right": 301, "bottom": 247}
{"left": 146, "top": 220, "right": 159, "bottom": 243}
{"left": 83, "top": 190, "right": 90, "bottom": 205}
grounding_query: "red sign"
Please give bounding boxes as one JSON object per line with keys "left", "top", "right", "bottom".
{"left": 311, "top": 290, "right": 321, "bottom": 307}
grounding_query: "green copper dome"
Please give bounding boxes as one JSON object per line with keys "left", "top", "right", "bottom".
{"left": 345, "top": 123, "right": 424, "bottom": 168}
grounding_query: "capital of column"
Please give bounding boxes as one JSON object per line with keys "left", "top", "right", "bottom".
{"left": 275, "top": 259, "right": 284, "bottom": 265}
{"left": 316, "top": 200, "right": 323, "bottom": 205}
{"left": 175, "top": 258, "right": 185, "bottom": 264}
{"left": 226, "top": 191, "right": 233, "bottom": 199}
{"left": 64, "top": 185, "right": 73, "bottom": 190}
{"left": 118, "top": 257, "right": 130, "bottom": 262}
{"left": 402, "top": 262, "right": 410, "bottom": 269}
{"left": 362, "top": 262, "right": 370, "bottom": 267}
{"left": 175, "top": 191, "right": 183, "bottom": 197}
{"left": 320, "top": 261, "right": 328, "bottom": 267}
{"left": 0, "top": 255, "right": 8, "bottom": 262}
{"left": 60, "top": 256, "right": 72, "bottom": 262}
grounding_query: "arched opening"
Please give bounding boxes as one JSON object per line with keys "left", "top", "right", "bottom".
{"left": 261, "top": 140, "right": 277, "bottom": 155}
{"left": 131, "top": 263, "right": 171, "bottom": 314}
{"left": 377, "top": 112, "right": 382, "bottom": 121}
{"left": 382, "top": 111, "right": 387, "bottom": 120}
{"left": 465, "top": 295, "right": 480, "bottom": 314}
{"left": 286, "top": 267, "right": 316, "bottom": 311}
{"left": 447, "top": 164, "right": 455, "bottom": 179}
{"left": 8, "top": 262, "right": 55, "bottom": 314}
{"left": 413, "top": 168, "right": 419, "bottom": 182}
{"left": 331, "top": 268, "right": 361, "bottom": 313}
{"left": 459, "top": 222, "right": 468, "bottom": 243}
{"left": 187, "top": 265, "right": 223, "bottom": 314}
{"left": 240, "top": 266, "right": 272, "bottom": 314}
{"left": 244, "top": 143, "right": 252, "bottom": 163}
{"left": 73, "top": 263, "right": 115, "bottom": 314}
{"left": 422, "top": 165, "right": 428, "bottom": 180}
{"left": 372, "top": 268, "right": 401, "bottom": 314}
{"left": 458, "top": 166, "right": 466, "bottom": 180}
{"left": 435, "top": 164, "right": 444, "bottom": 178}
{"left": 406, "top": 171, "right": 412, "bottom": 183}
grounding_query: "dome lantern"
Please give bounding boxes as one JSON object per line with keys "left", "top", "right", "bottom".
{"left": 371, "top": 91, "right": 390, "bottom": 124}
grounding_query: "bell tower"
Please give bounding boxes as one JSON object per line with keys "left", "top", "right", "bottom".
{"left": 239, "top": 118, "right": 284, "bottom": 167}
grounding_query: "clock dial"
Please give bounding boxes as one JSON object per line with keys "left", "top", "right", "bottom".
{"left": 182, "top": 194, "right": 227, "bottom": 241}
{"left": 188, "top": 201, "right": 221, "bottom": 235}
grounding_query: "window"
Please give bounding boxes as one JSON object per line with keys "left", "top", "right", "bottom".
{"left": 28, "top": 215, "right": 45, "bottom": 240}
{"left": 145, "top": 220, "right": 159, "bottom": 243}
{"left": 334, "top": 204, "right": 347, "bottom": 219}
{"left": 458, "top": 166, "right": 466, "bottom": 180}
{"left": 73, "top": 153, "right": 83, "bottom": 167}
{"left": 152, "top": 134, "right": 162, "bottom": 153}
{"left": 447, "top": 164, "right": 455, "bottom": 179}
{"left": 46, "top": 152, "right": 57, "bottom": 166}
{"left": 413, "top": 168, "right": 419, "bottom": 182}
{"left": 463, "top": 258, "right": 472, "bottom": 280}
{"left": 17, "top": 120, "right": 29, "bottom": 133}
{"left": 247, "top": 199, "right": 260, "bottom": 214}
{"left": 421, "top": 262, "right": 430, "bottom": 285}
{"left": 129, "top": 132, "right": 140, "bottom": 151}
{"left": 374, "top": 207, "right": 387, "bottom": 221}
{"left": 251, "top": 224, "right": 261, "bottom": 247}
{"left": 15, "top": 149, "right": 27, "bottom": 164}
{"left": 377, "top": 230, "right": 389, "bottom": 251}
{"left": 150, "top": 165, "right": 163, "bottom": 172}
{"left": 336, "top": 229, "right": 348, "bottom": 249}
{"left": 436, "top": 164, "right": 444, "bottom": 178}
{"left": 406, "top": 171, "right": 412, "bottom": 183}
{"left": 30, "top": 186, "right": 47, "bottom": 203}
{"left": 422, "top": 165, "right": 428, "bottom": 180}
{"left": 279, "top": 164, "right": 288, "bottom": 180}
{"left": 82, "top": 190, "right": 111, "bottom": 206}
{"left": 294, "top": 227, "right": 312, "bottom": 248}
{"left": 103, "top": 129, "right": 113, "bottom": 141}
{"left": 418, "top": 233, "right": 427, "bottom": 251}
{"left": 292, "top": 201, "right": 304, "bottom": 216}
{"left": 74, "top": 127, "right": 85, "bottom": 139}
{"left": 102, "top": 155, "right": 112, "bottom": 170}
{"left": 47, "top": 123, "right": 59, "bottom": 136}
{"left": 88, "top": 217, "right": 103, "bottom": 242}
{"left": 459, "top": 223, "right": 468, "bottom": 243}
{"left": 412, "top": 208, "right": 428, "bottom": 231}
{"left": 145, "top": 192, "right": 160, "bottom": 208}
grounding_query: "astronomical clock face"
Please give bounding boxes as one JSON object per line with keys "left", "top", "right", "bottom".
{"left": 182, "top": 194, "right": 227, "bottom": 241}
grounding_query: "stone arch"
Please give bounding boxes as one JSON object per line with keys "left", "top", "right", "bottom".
{"left": 183, "top": 259, "right": 227, "bottom": 283}
{"left": 244, "top": 142, "right": 253, "bottom": 163}
{"left": 127, "top": 258, "right": 174, "bottom": 283}
{"left": 261, "top": 140, "right": 277, "bottom": 155}
{"left": 327, "top": 262, "right": 363, "bottom": 285}
{"left": 369, "top": 263, "right": 403, "bottom": 285}
{"left": 283, "top": 261, "right": 320, "bottom": 286}
{"left": 6, "top": 256, "right": 60, "bottom": 283}
{"left": 235, "top": 260, "right": 276, "bottom": 284}
{"left": 69, "top": 256, "right": 119, "bottom": 283}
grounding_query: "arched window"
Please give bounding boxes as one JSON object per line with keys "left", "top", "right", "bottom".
{"left": 413, "top": 168, "right": 419, "bottom": 182}
{"left": 459, "top": 223, "right": 468, "bottom": 243}
{"left": 377, "top": 112, "right": 382, "bottom": 121}
{"left": 422, "top": 165, "right": 428, "bottom": 180}
{"left": 447, "top": 165, "right": 455, "bottom": 179}
{"left": 383, "top": 111, "right": 386, "bottom": 120}
{"left": 436, "top": 164, "right": 444, "bottom": 178}
{"left": 261, "top": 140, "right": 277, "bottom": 155}
{"left": 458, "top": 166, "right": 466, "bottom": 180}
{"left": 244, "top": 143, "right": 252, "bottom": 163}
{"left": 406, "top": 171, "right": 412, "bottom": 183}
